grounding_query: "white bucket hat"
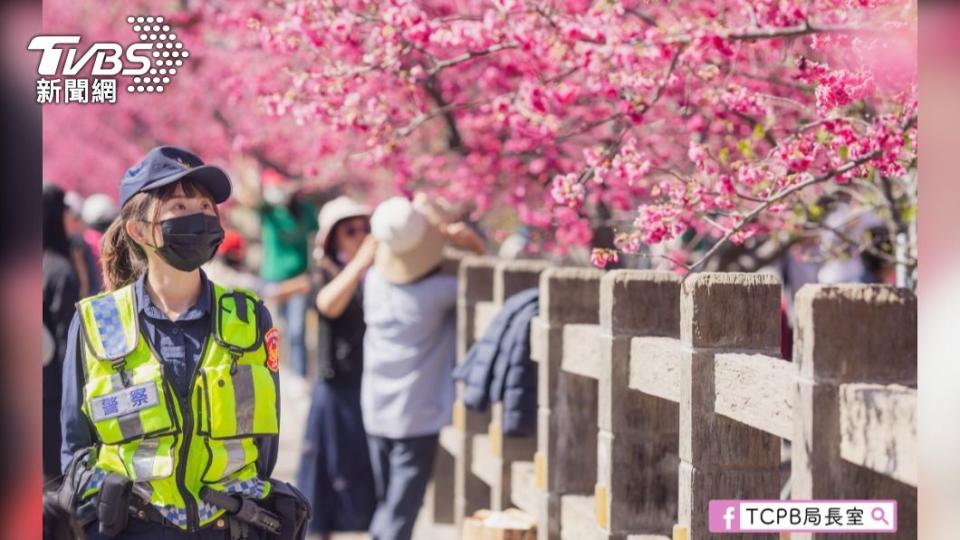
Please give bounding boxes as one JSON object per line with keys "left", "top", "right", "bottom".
{"left": 316, "top": 196, "right": 370, "bottom": 257}
{"left": 64, "top": 191, "right": 84, "bottom": 215}
{"left": 82, "top": 193, "right": 119, "bottom": 227}
{"left": 370, "top": 194, "right": 454, "bottom": 284}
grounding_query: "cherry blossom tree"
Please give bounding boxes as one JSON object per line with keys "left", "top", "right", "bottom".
{"left": 212, "top": 0, "right": 916, "bottom": 280}
{"left": 42, "top": 0, "right": 918, "bottom": 282}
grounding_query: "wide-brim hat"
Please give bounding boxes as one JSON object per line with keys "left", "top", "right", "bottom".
{"left": 317, "top": 196, "right": 371, "bottom": 256}
{"left": 371, "top": 194, "right": 454, "bottom": 284}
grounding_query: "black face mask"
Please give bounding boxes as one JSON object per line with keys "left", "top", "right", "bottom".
{"left": 148, "top": 213, "right": 224, "bottom": 272}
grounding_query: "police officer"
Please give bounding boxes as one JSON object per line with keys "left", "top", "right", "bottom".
{"left": 60, "top": 146, "right": 297, "bottom": 539}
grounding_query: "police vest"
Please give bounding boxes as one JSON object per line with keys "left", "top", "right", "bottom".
{"left": 76, "top": 282, "right": 280, "bottom": 531}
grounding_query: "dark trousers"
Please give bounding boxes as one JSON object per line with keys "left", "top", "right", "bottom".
{"left": 296, "top": 380, "right": 376, "bottom": 533}
{"left": 367, "top": 433, "right": 439, "bottom": 540}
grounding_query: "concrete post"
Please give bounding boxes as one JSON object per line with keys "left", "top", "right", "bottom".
{"left": 792, "top": 285, "right": 917, "bottom": 539}
{"left": 424, "top": 252, "right": 465, "bottom": 524}
{"left": 677, "top": 273, "right": 782, "bottom": 540}
{"left": 596, "top": 271, "right": 681, "bottom": 539}
{"left": 489, "top": 260, "right": 553, "bottom": 510}
{"left": 454, "top": 257, "right": 497, "bottom": 528}
{"left": 536, "top": 267, "right": 604, "bottom": 540}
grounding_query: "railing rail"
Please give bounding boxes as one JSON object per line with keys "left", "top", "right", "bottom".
{"left": 427, "top": 259, "right": 917, "bottom": 540}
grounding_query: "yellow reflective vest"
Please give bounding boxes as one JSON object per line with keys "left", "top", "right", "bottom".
{"left": 75, "top": 282, "right": 279, "bottom": 530}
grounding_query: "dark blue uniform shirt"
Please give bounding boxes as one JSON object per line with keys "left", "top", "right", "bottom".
{"left": 60, "top": 271, "right": 279, "bottom": 477}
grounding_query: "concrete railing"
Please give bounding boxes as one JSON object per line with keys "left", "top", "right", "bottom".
{"left": 425, "top": 260, "right": 917, "bottom": 540}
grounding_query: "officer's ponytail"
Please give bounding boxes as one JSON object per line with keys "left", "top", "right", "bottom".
{"left": 100, "top": 192, "right": 152, "bottom": 291}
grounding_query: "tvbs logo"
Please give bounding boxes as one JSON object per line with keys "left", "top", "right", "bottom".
{"left": 29, "top": 15, "right": 189, "bottom": 103}
{"left": 29, "top": 35, "right": 152, "bottom": 76}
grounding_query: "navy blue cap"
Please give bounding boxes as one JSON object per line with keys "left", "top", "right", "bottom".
{"left": 119, "top": 146, "right": 232, "bottom": 208}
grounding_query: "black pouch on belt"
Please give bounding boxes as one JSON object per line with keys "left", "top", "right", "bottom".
{"left": 97, "top": 473, "right": 132, "bottom": 537}
{"left": 262, "top": 480, "right": 311, "bottom": 540}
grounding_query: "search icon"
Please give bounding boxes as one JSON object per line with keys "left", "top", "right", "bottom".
{"left": 872, "top": 507, "right": 890, "bottom": 525}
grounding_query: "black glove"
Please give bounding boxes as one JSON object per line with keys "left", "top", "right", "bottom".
{"left": 55, "top": 447, "right": 98, "bottom": 527}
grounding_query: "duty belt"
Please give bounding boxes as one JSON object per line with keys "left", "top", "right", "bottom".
{"left": 200, "top": 486, "right": 282, "bottom": 535}
{"left": 75, "top": 495, "right": 233, "bottom": 532}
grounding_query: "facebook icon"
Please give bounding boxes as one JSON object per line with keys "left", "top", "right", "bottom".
{"left": 723, "top": 506, "right": 736, "bottom": 530}
{"left": 709, "top": 500, "right": 741, "bottom": 533}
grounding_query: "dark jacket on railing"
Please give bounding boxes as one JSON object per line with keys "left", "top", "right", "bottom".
{"left": 453, "top": 288, "right": 539, "bottom": 436}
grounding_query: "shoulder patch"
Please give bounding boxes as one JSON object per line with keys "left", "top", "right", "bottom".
{"left": 265, "top": 327, "right": 280, "bottom": 372}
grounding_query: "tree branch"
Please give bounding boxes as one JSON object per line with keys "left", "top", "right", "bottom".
{"left": 422, "top": 76, "right": 466, "bottom": 154}
{"left": 395, "top": 100, "right": 462, "bottom": 139}
{"left": 573, "top": 45, "right": 686, "bottom": 184}
{"left": 734, "top": 111, "right": 778, "bottom": 148}
{"left": 427, "top": 42, "right": 518, "bottom": 76}
{"left": 212, "top": 109, "right": 298, "bottom": 178}
{"left": 659, "top": 20, "right": 883, "bottom": 45}
{"left": 624, "top": 7, "right": 658, "bottom": 26}
{"left": 880, "top": 174, "right": 907, "bottom": 235}
{"left": 810, "top": 215, "right": 915, "bottom": 268}
{"left": 685, "top": 149, "right": 882, "bottom": 273}
{"left": 684, "top": 111, "right": 917, "bottom": 274}
{"left": 555, "top": 113, "right": 625, "bottom": 143}
{"left": 726, "top": 21, "right": 875, "bottom": 40}
{"left": 395, "top": 88, "right": 519, "bottom": 140}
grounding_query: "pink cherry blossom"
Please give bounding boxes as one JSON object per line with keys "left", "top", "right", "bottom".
{"left": 590, "top": 248, "right": 619, "bottom": 269}
{"left": 550, "top": 173, "right": 586, "bottom": 209}
{"left": 41, "top": 0, "right": 917, "bottom": 275}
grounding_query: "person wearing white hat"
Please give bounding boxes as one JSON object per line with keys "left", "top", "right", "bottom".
{"left": 81, "top": 194, "right": 119, "bottom": 243}
{"left": 79, "top": 194, "right": 120, "bottom": 290}
{"left": 361, "top": 194, "right": 485, "bottom": 540}
{"left": 296, "top": 196, "right": 380, "bottom": 536}
{"left": 61, "top": 191, "right": 102, "bottom": 297}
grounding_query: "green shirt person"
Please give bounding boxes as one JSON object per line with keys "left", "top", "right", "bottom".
{"left": 257, "top": 199, "right": 318, "bottom": 282}
{"left": 235, "top": 164, "right": 319, "bottom": 377}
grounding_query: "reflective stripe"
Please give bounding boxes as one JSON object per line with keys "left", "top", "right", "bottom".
{"left": 118, "top": 409, "right": 143, "bottom": 439}
{"left": 203, "top": 438, "right": 256, "bottom": 483}
{"left": 232, "top": 365, "right": 255, "bottom": 434}
{"left": 131, "top": 439, "right": 160, "bottom": 479}
{"left": 223, "top": 439, "right": 247, "bottom": 477}
{"left": 90, "top": 295, "right": 130, "bottom": 357}
{"left": 110, "top": 373, "right": 144, "bottom": 440}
